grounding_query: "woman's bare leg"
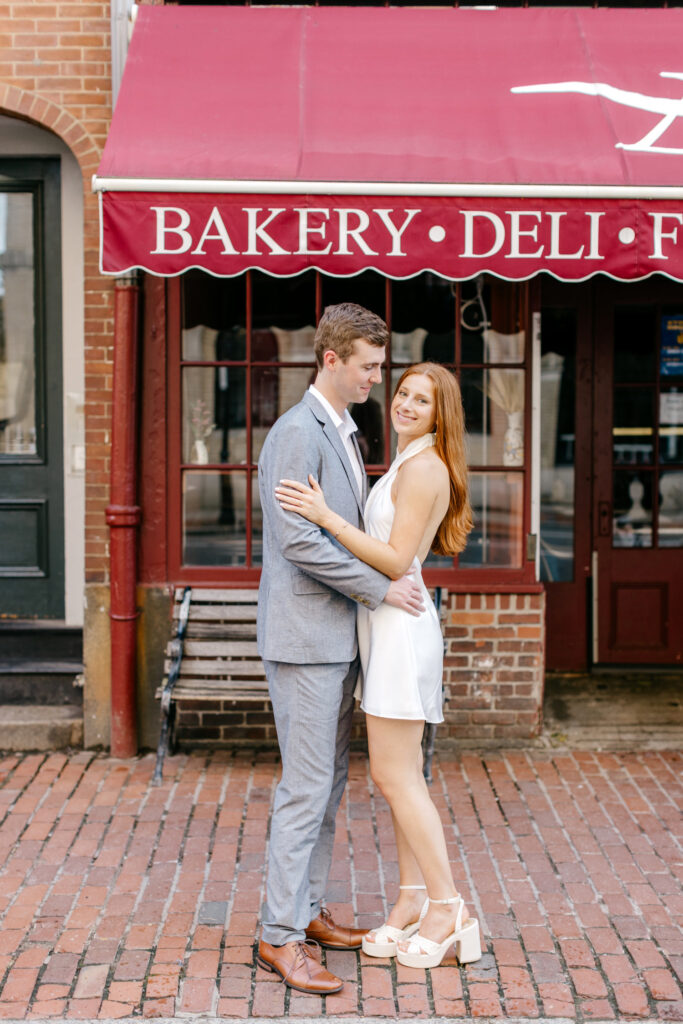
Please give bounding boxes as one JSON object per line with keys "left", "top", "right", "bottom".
{"left": 366, "top": 713, "right": 470, "bottom": 944}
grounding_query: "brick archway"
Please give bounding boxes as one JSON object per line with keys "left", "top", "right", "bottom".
{"left": 0, "top": 84, "right": 102, "bottom": 177}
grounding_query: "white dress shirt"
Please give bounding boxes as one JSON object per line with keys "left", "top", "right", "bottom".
{"left": 308, "top": 384, "right": 363, "bottom": 497}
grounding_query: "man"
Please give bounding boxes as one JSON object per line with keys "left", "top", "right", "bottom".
{"left": 256, "top": 303, "right": 423, "bottom": 994}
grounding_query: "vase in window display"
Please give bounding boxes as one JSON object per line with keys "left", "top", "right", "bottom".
{"left": 503, "top": 411, "right": 524, "bottom": 466}
{"left": 192, "top": 439, "right": 209, "bottom": 464}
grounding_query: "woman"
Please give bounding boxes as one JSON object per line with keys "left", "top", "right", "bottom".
{"left": 274, "top": 362, "right": 481, "bottom": 969}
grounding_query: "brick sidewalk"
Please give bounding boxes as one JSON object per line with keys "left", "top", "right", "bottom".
{"left": 0, "top": 748, "right": 681, "bottom": 1021}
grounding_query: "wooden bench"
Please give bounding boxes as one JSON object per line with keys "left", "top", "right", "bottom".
{"left": 153, "top": 584, "right": 447, "bottom": 784}
{"left": 153, "top": 586, "right": 266, "bottom": 782}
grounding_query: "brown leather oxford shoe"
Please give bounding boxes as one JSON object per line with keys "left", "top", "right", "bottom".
{"left": 305, "top": 907, "right": 367, "bottom": 950}
{"left": 256, "top": 938, "right": 343, "bottom": 994}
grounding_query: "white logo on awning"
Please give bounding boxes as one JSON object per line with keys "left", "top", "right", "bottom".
{"left": 512, "top": 72, "right": 683, "bottom": 155}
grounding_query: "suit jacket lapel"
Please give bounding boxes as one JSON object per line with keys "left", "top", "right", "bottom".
{"left": 303, "top": 391, "right": 364, "bottom": 516}
{"left": 350, "top": 430, "right": 368, "bottom": 509}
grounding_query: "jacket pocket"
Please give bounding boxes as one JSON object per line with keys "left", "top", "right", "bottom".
{"left": 291, "top": 571, "right": 331, "bottom": 596}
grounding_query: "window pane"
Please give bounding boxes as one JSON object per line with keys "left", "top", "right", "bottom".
{"left": 391, "top": 273, "right": 455, "bottom": 364}
{"left": 352, "top": 390, "right": 386, "bottom": 465}
{"left": 613, "top": 471, "right": 653, "bottom": 548}
{"left": 660, "top": 312, "right": 683, "bottom": 380}
{"left": 540, "top": 309, "right": 576, "bottom": 583}
{"left": 461, "top": 368, "right": 525, "bottom": 467}
{"left": 252, "top": 270, "right": 316, "bottom": 333}
{"left": 614, "top": 305, "right": 656, "bottom": 383}
{"left": 460, "top": 472, "right": 524, "bottom": 568}
{"left": 461, "top": 276, "right": 524, "bottom": 365}
{"left": 251, "top": 367, "right": 315, "bottom": 462}
{"left": 182, "top": 470, "right": 247, "bottom": 565}
{"left": 0, "top": 192, "right": 36, "bottom": 457}
{"left": 659, "top": 471, "right": 683, "bottom": 548}
{"left": 659, "top": 389, "right": 683, "bottom": 464}
{"left": 182, "top": 271, "right": 246, "bottom": 353}
{"left": 252, "top": 473, "right": 263, "bottom": 566}
{"left": 613, "top": 388, "right": 654, "bottom": 465}
{"left": 183, "top": 366, "right": 246, "bottom": 465}
{"left": 321, "top": 270, "right": 385, "bottom": 318}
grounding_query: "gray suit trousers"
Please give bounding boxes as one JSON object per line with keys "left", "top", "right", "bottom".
{"left": 260, "top": 657, "right": 358, "bottom": 946}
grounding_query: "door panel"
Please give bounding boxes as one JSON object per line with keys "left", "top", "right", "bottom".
{"left": 594, "top": 280, "right": 683, "bottom": 665}
{"left": 0, "top": 159, "right": 63, "bottom": 618}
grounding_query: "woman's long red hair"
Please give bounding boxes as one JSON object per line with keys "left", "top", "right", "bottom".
{"left": 393, "top": 363, "right": 473, "bottom": 555}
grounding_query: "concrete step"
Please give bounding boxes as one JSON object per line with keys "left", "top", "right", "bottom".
{"left": 0, "top": 705, "right": 83, "bottom": 751}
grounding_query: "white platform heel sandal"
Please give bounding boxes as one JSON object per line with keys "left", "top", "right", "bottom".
{"left": 361, "top": 885, "right": 429, "bottom": 958}
{"left": 396, "top": 895, "right": 481, "bottom": 969}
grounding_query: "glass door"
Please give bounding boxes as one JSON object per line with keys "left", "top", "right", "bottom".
{"left": 593, "top": 279, "right": 683, "bottom": 664}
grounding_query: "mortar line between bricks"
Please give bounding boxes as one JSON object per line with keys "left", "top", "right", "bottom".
{"left": 634, "top": 754, "right": 683, "bottom": 854}
{"left": 563, "top": 752, "right": 674, "bottom": 943}
{"left": 0, "top": 753, "right": 110, "bottom": 1007}
{"left": 340, "top": 762, "right": 360, "bottom": 1018}
{"left": 178, "top": 751, "right": 233, "bottom": 1017}
{"left": 650, "top": 751, "right": 683, "bottom": 806}
{"left": 122, "top": 753, "right": 199, "bottom": 1013}
{"left": 591, "top": 752, "right": 683, "bottom": 861}
{"left": 559, "top": 752, "right": 681, "bottom": 1014}
{"left": 198, "top": 751, "right": 239, "bottom": 1018}
{"left": 248, "top": 755, "right": 277, "bottom": 1017}
{"left": 477, "top": 754, "right": 547, "bottom": 1017}
{"left": 56, "top": 754, "right": 168, "bottom": 1013}
{"left": 362, "top": 757, "right": 399, "bottom": 1017}
{"left": 440, "top": 754, "right": 498, "bottom": 1015}
{"left": 171, "top": 751, "right": 223, "bottom": 1018}
{"left": 506, "top": 751, "right": 621, "bottom": 1020}
{"left": 576, "top": 751, "right": 682, "bottom": 1014}
{"left": 0, "top": 753, "right": 49, "bottom": 832}
{"left": 533, "top": 751, "right": 663, "bottom": 1017}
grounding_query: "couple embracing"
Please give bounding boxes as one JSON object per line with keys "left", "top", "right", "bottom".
{"left": 255, "top": 303, "right": 482, "bottom": 995}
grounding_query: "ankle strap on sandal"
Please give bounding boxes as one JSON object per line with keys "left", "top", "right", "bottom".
{"left": 429, "top": 894, "right": 461, "bottom": 905}
{"left": 399, "top": 884, "right": 427, "bottom": 890}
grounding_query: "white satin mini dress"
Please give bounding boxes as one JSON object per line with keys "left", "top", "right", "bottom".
{"left": 356, "top": 433, "right": 444, "bottom": 724}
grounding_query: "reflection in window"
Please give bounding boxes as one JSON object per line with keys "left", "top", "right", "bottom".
{"left": 183, "top": 471, "right": 249, "bottom": 565}
{"left": 460, "top": 472, "right": 524, "bottom": 568}
{"left": 539, "top": 309, "right": 576, "bottom": 583}
{"left": 613, "top": 388, "right": 654, "bottom": 465}
{"left": 658, "top": 471, "right": 683, "bottom": 548}
{"left": 613, "top": 472, "right": 653, "bottom": 548}
{"left": 0, "top": 192, "right": 36, "bottom": 457}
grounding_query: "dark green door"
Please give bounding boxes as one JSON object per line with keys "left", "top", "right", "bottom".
{"left": 0, "top": 159, "right": 64, "bottom": 618}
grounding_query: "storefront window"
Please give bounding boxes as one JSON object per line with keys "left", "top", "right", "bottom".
{"left": 539, "top": 308, "right": 576, "bottom": 583}
{"left": 611, "top": 305, "right": 683, "bottom": 550}
{"left": 174, "top": 270, "right": 530, "bottom": 579}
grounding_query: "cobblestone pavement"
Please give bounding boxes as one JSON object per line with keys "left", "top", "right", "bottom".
{"left": 0, "top": 748, "right": 681, "bottom": 1021}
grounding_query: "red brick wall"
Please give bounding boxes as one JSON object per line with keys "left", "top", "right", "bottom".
{"left": 442, "top": 591, "right": 545, "bottom": 744}
{"left": 0, "top": 0, "right": 115, "bottom": 584}
{"left": 174, "top": 590, "right": 546, "bottom": 750}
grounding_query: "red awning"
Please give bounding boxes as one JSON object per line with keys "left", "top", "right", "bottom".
{"left": 95, "top": 6, "right": 683, "bottom": 281}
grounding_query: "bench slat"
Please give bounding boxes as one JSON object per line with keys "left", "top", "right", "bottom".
{"left": 178, "top": 640, "right": 258, "bottom": 657}
{"left": 165, "top": 659, "right": 266, "bottom": 677}
{"left": 174, "top": 587, "right": 258, "bottom": 603}
{"left": 173, "top": 605, "right": 258, "bottom": 622}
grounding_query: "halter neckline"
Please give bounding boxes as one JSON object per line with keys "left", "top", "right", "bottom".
{"left": 392, "top": 432, "right": 436, "bottom": 470}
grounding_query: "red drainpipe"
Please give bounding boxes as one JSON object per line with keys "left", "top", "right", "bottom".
{"left": 105, "top": 274, "right": 141, "bottom": 758}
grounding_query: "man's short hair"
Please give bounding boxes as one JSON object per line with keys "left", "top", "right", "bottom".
{"left": 313, "top": 302, "right": 388, "bottom": 368}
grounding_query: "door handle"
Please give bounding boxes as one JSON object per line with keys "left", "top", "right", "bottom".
{"left": 598, "top": 501, "right": 611, "bottom": 537}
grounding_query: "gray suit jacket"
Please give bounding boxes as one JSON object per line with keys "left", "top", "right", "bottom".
{"left": 257, "top": 390, "right": 390, "bottom": 664}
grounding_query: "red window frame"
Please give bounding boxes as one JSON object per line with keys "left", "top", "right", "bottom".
{"left": 167, "top": 272, "right": 538, "bottom": 589}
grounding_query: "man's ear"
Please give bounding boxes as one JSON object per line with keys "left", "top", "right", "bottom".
{"left": 322, "top": 349, "right": 338, "bottom": 372}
